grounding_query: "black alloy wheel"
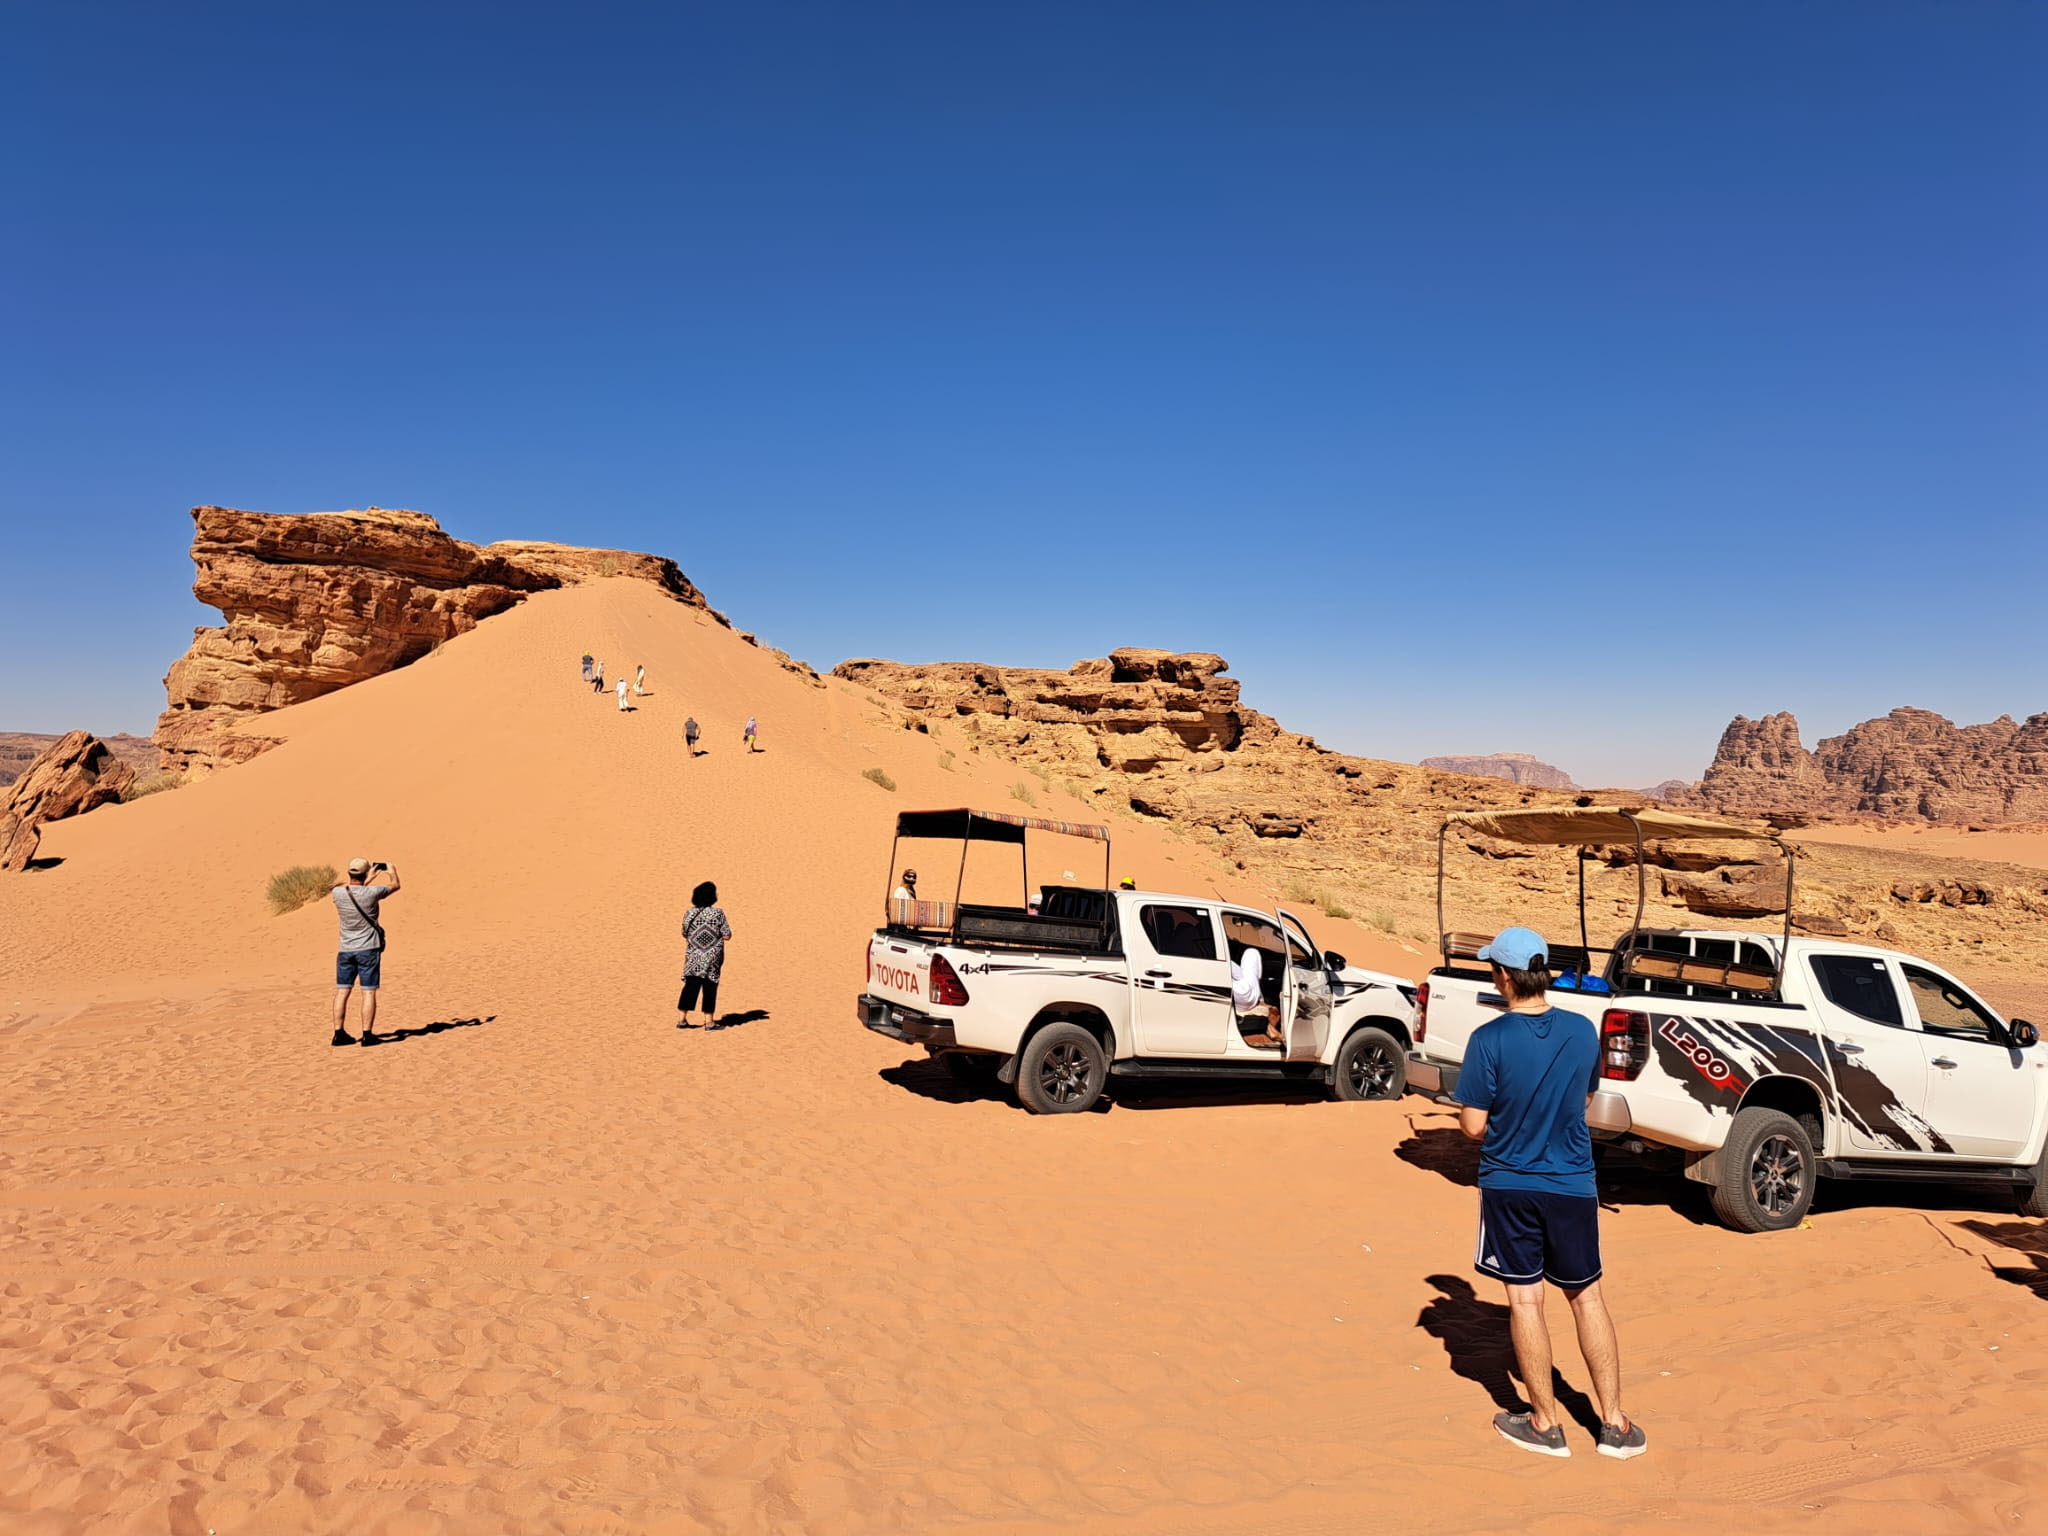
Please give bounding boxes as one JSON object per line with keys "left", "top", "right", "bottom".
{"left": 1330, "top": 1027, "right": 1407, "bottom": 1102}
{"left": 1015, "top": 1022, "right": 1107, "bottom": 1114}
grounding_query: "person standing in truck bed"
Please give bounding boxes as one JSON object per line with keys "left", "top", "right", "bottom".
{"left": 1456, "top": 925, "right": 1646, "bottom": 1461}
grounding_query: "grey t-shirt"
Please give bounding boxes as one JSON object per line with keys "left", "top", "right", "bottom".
{"left": 334, "top": 884, "right": 392, "bottom": 952}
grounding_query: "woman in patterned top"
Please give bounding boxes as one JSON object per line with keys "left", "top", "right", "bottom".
{"left": 677, "top": 880, "right": 733, "bottom": 1028}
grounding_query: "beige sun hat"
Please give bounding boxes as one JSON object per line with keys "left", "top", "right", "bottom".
{"left": 347, "top": 857, "right": 371, "bottom": 878}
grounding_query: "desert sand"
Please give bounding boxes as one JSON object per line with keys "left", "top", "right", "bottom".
{"left": 2, "top": 581, "right": 2044, "bottom": 1534}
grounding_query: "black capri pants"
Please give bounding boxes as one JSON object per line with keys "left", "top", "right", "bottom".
{"left": 678, "top": 975, "right": 719, "bottom": 1014}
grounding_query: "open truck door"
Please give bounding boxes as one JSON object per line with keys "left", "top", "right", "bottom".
{"left": 1277, "top": 913, "right": 1328, "bottom": 1062}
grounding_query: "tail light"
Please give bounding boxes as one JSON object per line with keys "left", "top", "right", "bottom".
{"left": 1601, "top": 1009, "right": 1650, "bottom": 1081}
{"left": 1414, "top": 981, "right": 1430, "bottom": 1044}
{"left": 866, "top": 945, "right": 873, "bottom": 986}
{"left": 928, "top": 953, "right": 971, "bottom": 1007}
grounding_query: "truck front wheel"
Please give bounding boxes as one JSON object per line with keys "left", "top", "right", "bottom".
{"left": 1331, "top": 1027, "right": 1407, "bottom": 1102}
{"left": 1016, "top": 1023, "right": 1107, "bottom": 1114}
{"left": 1711, "top": 1107, "right": 1817, "bottom": 1233}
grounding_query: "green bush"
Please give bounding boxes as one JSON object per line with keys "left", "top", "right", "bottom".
{"left": 1009, "top": 781, "right": 1036, "bottom": 806}
{"left": 862, "top": 766, "right": 897, "bottom": 792}
{"left": 119, "top": 771, "right": 184, "bottom": 802}
{"left": 267, "top": 864, "right": 338, "bottom": 916}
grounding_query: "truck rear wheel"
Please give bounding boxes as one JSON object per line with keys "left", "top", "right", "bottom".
{"left": 2023, "top": 1141, "right": 2048, "bottom": 1219}
{"left": 1330, "top": 1027, "right": 1406, "bottom": 1102}
{"left": 1016, "top": 1023, "right": 1107, "bottom": 1115}
{"left": 1711, "top": 1107, "right": 1816, "bottom": 1233}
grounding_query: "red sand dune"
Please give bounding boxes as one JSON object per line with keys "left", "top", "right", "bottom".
{"left": 1, "top": 582, "right": 2043, "bottom": 1534}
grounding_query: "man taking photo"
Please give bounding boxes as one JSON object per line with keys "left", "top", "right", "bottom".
{"left": 1456, "top": 925, "right": 1645, "bottom": 1460}
{"left": 332, "top": 857, "right": 399, "bottom": 1047}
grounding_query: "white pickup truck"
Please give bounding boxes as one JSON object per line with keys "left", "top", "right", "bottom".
{"left": 1406, "top": 807, "right": 2048, "bottom": 1232}
{"left": 856, "top": 808, "right": 1418, "bottom": 1114}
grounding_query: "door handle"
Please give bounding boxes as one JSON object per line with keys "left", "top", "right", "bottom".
{"left": 1835, "top": 1042, "right": 1863, "bottom": 1055}
{"left": 1931, "top": 1057, "right": 1958, "bottom": 1070}
{"left": 1144, "top": 968, "right": 1172, "bottom": 979}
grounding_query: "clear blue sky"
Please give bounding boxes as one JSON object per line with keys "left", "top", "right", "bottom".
{"left": 4, "top": 2, "right": 2042, "bottom": 786}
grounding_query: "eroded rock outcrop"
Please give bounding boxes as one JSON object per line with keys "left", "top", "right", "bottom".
{"left": 1420, "top": 753, "right": 1574, "bottom": 789}
{"left": 2, "top": 732, "right": 155, "bottom": 790}
{"left": 1, "top": 731, "right": 135, "bottom": 871}
{"left": 1686, "top": 707, "right": 2048, "bottom": 824}
{"left": 157, "top": 507, "right": 713, "bottom": 775}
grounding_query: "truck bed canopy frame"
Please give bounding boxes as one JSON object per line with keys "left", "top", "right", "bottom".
{"left": 1435, "top": 805, "right": 1793, "bottom": 995}
{"left": 886, "top": 808, "right": 1112, "bottom": 926}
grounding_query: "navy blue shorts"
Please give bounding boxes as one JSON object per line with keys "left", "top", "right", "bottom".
{"left": 336, "top": 949, "right": 382, "bottom": 989}
{"left": 1474, "top": 1188, "right": 1602, "bottom": 1289}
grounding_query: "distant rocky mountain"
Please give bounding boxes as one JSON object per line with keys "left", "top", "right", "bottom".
{"left": 1682, "top": 708, "right": 2048, "bottom": 824}
{"left": 1419, "top": 752, "right": 1575, "bottom": 789}
{"left": 1637, "top": 778, "right": 1695, "bottom": 802}
{"left": 1, "top": 732, "right": 156, "bottom": 789}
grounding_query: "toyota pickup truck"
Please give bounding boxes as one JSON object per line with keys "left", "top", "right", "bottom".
{"left": 856, "top": 808, "right": 1418, "bottom": 1113}
{"left": 1406, "top": 806, "right": 2048, "bottom": 1232}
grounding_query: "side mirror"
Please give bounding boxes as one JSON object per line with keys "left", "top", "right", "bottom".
{"left": 2011, "top": 1019, "right": 2039, "bottom": 1049}
{"left": 1323, "top": 951, "right": 1347, "bottom": 973}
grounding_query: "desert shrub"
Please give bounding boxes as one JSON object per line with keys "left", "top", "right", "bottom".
{"left": 267, "top": 864, "right": 337, "bottom": 916}
{"left": 120, "top": 771, "right": 184, "bottom": 802}
{"left": 1369, "top": 907, "right": 1397, "bottom": 933}
{"left": 1283, "top": 878, "right": 1316, "bottom": 903}
{"left": 1028, "top": 764, "right": 1052, "bottom": 784}
{"left": 599, "top": 555, "right": 620, "bottom": 578}
{"left": 1321, "top": 897, "right": 1353, "bottom": 920}
{"left": 862, "top": 766, "right": 897, "bottom": 792}
{"left": 1010, "top": 782, "right": 1036, "bottom": 806}
{"left": 937, "top": 750, "right": 955, "bottom": 772}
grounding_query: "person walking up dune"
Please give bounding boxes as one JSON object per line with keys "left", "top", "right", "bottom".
{"left": 592, "top": 659, "right": 605, "bottom": 694}
{"left": 580, "top": 651, "right": 593, "bottom": 683}
{"left": 617, "top": 676, "right": 630, "bottom": 713}
{"left": 677, "top": 881, "right": 733, "bottom": 1028}
{"left": 331, "top": 858, "right": 399, "bottom": 1047}
{"left": 1457, "top": 926, "right": 1645, "bottom": 1461}
{"left": 744, "top": 716, "right": 758, "bottom": 753}
{"left": 634, "top": 663, "right": 646, "bottom": 697}
{"left": 684, "top": 717, "right": 701, "bottom": 756}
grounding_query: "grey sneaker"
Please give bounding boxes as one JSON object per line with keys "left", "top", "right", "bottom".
{"left": 1493, "top": 1411, "right": 1570, "bottom": 1458}
{"left": 1598, "top": 1419, "right": 1647, "bottom": 1460}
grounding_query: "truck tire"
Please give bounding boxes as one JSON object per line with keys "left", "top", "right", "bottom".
{"left": 1330, "top": 1027, "right": 1407, "bottom": 1102}
{"left": 1016, "top": 1024, "right": 1107, "bottom": 1115}
{"left": 1710, "top": 1107, "right": 1817, "bottom": 1233}
{"left": 2022, "top": 1141, "right": 2048, "bottom": 1219}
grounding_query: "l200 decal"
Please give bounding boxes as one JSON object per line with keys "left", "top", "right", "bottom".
{"left": 1656, "top": 1017, "right": 1748, "bottom": 1096}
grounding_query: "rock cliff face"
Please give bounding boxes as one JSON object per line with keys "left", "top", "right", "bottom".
{"left": 1, "top": 731, "right": 135, "bottom": 871}
{"left": 157, "top": 507, "right": 712, "bottom": 775}
{"left": 834, "top": 650, "right": 1583, "bottom": 858}
{"left": 1687, "top": 708, "right": 2048, "bottom": 824}
{"left": 1419, "top": 753, "right": 1574, "bottom": 789}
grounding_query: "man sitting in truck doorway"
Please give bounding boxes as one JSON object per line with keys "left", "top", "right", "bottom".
{"left": 1455, "top": 926, "right": 1647, "bottom": 1461}
{"left": 1230, "top": 943, "right": 1282, "bottom": 1047}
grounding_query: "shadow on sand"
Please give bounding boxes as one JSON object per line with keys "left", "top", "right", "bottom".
{"left": 678, "top": 1009, "right": 770, "bottom": 1032}
{"left": 1395, "top": 1122, "right": 1722, "bottom": 1227}
{"left": 364, "top": 1015, "right": 493, "bottom": 1046}
{"left": 1954, "top": 1219, "right": 2048, "bottom": 1299}
{"left": 1416, "top": 1274, "right": 1603, "bottom": 1439}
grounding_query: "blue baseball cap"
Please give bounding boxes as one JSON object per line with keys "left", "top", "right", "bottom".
{"left": 1478, "top": 926, "right": 1549, "bottom": 970}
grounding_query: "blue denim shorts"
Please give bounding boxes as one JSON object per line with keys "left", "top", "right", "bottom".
{"left": 336, "top": 949, "right": 382, "bottom": 989}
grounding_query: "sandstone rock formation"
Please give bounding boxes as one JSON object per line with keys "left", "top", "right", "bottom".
{"left": 1, "top": 731, "right": 135, "bottom": 871}
{"left": 1420, "top": 752, "right": 1574, "bottom": 789}
{"left": 1686, "top": 708, "right": 2048, "bottom": 824}
{"left": 157, "top": 507, "right": 714, "bottom": 775}
{"left": 1, "top": 732, "right": 155, "bottom": 789}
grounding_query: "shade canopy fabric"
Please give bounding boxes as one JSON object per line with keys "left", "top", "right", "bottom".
{"left": 894, "top": 808, "right": 1112, "bottom": 845}
{"left": 1445, "top": 806, "right": 1777, "bottom": 846}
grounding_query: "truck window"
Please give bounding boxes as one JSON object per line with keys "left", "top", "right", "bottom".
{"left": 1285, "top": 930, "right": 1315, "bottom": 968}
{"left": 1140, "top": 904, "right": 1217, "bottom": 962}
{"left": 1901, "top": 965, "right": 2001, "bottom": 1044}
{"left": 1808, "top": 954, "right": 1905, "bottom": 1028}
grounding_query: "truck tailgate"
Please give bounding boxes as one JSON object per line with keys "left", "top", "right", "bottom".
{"left": 868, "top": 933, "right": 937, "bottom": 1009}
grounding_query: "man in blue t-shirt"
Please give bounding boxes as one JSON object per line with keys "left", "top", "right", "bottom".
{"left": 1456, "top": 926, "right": 1646, "bottom": 1462}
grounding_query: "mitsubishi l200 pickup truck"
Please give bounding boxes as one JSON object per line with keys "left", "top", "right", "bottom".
{"left": 1407, "top": 805, "right": 2048, "bottom": 1233}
